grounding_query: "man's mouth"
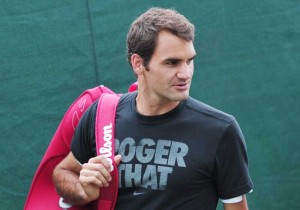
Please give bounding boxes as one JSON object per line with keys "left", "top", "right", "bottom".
{"left": 174, "top": 83, "right": 189, "bottom": 90}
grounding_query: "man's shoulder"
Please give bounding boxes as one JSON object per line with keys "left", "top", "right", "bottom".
{"left": 186, "top": 97, "right": 235, "bottom": 124}
{"left": 118, "top": 92, "right": 137, "bottom": 106}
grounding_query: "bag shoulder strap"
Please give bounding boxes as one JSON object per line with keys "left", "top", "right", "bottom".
{"left": 95, "top": 93, "right": 120, "bottom": 210}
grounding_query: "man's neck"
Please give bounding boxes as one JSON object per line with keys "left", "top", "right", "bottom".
{"left": 135, "top": 94, "right": 180, "bottom": 116}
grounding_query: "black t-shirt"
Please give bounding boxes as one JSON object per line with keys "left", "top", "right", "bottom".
{"left": 71, "top": 92, "right": 253, "bottom": 210}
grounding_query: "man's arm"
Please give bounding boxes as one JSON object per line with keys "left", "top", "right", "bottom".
{"left": 52, "top": 152, "right": 121, "bottom": 206}
{"left": 52, "top": 152, "right": 95, "bottom": 206}
{"left": 223, "top": 195, "right": 249, "bottom": 210}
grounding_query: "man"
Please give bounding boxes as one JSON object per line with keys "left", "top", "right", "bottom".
{"left": 53, "top": 7, "right": 253, "bottom": 210}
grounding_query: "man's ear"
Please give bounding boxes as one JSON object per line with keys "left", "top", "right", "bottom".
{"left": 131, "top": 54, "right": 144, "bottom": 76}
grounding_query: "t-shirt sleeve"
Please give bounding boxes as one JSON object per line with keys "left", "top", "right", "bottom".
{"left": 214, "top": 119, "right": 254, "bottom": 199}
{"left": 71, "top": 100, "right": 98, "bottom": 164}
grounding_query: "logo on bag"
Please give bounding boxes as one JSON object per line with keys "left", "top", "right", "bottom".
{"left": 59, "top": 197, "right": 72, "bottom": 209}
{"left": 99, "top": 123, "right": 114, "bottom": 171}
{"left": 72, "top": 99, "right": 87, "bottom": 130}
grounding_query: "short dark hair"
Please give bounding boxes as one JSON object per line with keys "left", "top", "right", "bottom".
{"left": 126, "top": 7, "right": 195, "bottom": 68}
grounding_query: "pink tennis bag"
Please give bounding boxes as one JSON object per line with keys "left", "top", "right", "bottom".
{"left": 24, "top": 83, "right": 137, "bottom": 210}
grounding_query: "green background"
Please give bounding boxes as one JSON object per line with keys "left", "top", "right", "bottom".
{"left": 1, "top": 1, "right": 299, "bottom": 209}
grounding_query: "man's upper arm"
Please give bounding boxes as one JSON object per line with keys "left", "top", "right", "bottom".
{"left": 223, "top": 195, "right": 249, "bottom": 210}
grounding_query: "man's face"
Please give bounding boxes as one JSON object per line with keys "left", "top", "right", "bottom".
{"left": 144, "top": 30, "right": 196, "bottom": 103}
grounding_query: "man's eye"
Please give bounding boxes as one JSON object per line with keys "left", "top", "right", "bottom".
{"left": 187, "top": 59, "right": 193, "bottom": 65}
{"left": 166, "top": 60, "right": 178, "bottom": 65}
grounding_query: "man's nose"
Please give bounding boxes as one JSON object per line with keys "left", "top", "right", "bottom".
{"left": 177, "top": 64, "right": 192, "bottom": 79}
